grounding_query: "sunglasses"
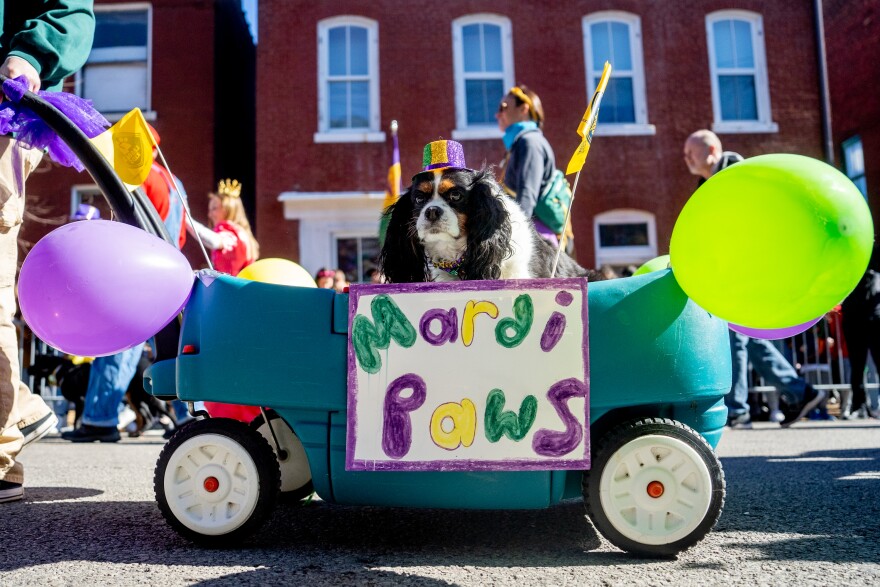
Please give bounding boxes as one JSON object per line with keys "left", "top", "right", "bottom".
{"left": 497, "top": 101, "right": 509, "bottom": 113}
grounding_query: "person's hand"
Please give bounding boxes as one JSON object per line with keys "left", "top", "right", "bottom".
{"left": 0, "top": 56, "right": 41, "bottom": 94}
{"left": 218, "top": 231, "right": 237, "bottom": 252}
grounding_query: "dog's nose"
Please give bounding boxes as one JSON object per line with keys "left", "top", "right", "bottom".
{"left": 425, "top": 206, "right": 443, "bottom": 222}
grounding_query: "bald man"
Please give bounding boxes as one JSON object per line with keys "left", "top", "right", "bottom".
{"left": 681, "top": 130, "right": 827, "bottom": 428}
{"left": 683, "top": 129, "right": 743, "bottom": 185}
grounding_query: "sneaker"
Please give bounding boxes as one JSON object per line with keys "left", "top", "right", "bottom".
{"left": 20, "top": 412, "right": 59, "bottom": 448}
{"left": 769, "top": 409, "right": 785, "bottom": 423}
{"left": 60, "top": 424, "right": 121, "bottom": 443}
{"left": 0, "top": 480, "right": 23, "bottom": 503}
{"left": 727, "top": 412, "right": 753, "bottom": 429}
{"left": 781, "top": 385, "right": 828, "bottom": 428}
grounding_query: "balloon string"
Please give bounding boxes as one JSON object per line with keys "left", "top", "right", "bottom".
{"left": 154, "top": 146, "right": 214, "bottom": 271}
{"left": 551, "top": 169, "right": 581, "bottom": 277}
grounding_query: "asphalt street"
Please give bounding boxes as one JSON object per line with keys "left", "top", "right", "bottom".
{"left": 1, "top": 419, "right": 878, "bottom": 586}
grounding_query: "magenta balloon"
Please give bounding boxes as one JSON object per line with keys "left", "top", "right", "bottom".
{"left": 729, "top": 316, "right": 822, "bottom": 340}
{"left": 19, "top": 220, "right": 193, "bottom": 356}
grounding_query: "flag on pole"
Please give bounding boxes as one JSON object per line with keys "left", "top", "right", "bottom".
{"left": 565, "top": 62, "right": 612, "bottom": 176}
{"left": 378, "top": 120, "right": 402, "bottom": 246}
{"left": 89, "top": 108, "right": 157, "bottom": 190}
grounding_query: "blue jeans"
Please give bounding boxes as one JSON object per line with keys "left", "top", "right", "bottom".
{"left": 82, "top": 344, "right": 145, "bottom": 427}
{"left": 728, "top": 331, "right": 807, "bottom": 417}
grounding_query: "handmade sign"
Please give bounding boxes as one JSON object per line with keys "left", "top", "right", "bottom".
{"left": 346, "top": 279, "right": 590, "bottom": 471}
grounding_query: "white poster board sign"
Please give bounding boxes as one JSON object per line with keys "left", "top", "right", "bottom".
{"left": 346, "top": 279, "right": 589, "bottom": 471}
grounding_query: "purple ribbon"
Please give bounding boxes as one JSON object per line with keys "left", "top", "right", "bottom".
{"left": 0, "top": 76, "right": 109, "bottom": 171}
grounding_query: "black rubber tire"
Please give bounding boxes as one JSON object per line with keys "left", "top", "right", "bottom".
{"left": 250, "top": 411, "right": 314, "bottom": 502}
{"left": 583, "top": 417, "right": 725, "bottom": 558}
{"left": 154, "top": 418, "right": 280, "bottom": 547}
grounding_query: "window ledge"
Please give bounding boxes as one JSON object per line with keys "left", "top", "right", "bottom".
{"left": 102, "top": 110, "right": 156, "bottom": 122}
{"left": 594, "top": 124, "right": 656, "bottom": 137}
{"left": 712, "top": 121, "right": 779, "bottom": 134}
{"left": 314, "top": 131, "right": 386, "bottom": 144}
{"left": 451, "top": 127, "right": 503, "bottom": 140}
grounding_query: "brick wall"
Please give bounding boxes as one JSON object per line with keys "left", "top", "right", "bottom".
{"left": 257, "top": 0, "right": 823, "bottom": 266}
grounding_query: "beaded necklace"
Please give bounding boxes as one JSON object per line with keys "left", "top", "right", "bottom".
{"left": 432, "top": 254, "right": 465, "bottom": 277}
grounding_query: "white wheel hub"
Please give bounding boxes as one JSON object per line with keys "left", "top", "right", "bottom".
{"left": 599, "top": 434, "right": 713, "bottom": 545}
{"left": 164, "top": 433, "right": 261, "bottom": 536}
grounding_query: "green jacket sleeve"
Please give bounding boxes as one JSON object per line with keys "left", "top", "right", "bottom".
{"left": 7, "top": 1, "right": 96, "bottom": 91}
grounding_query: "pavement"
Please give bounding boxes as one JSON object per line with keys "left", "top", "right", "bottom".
{"left": 1, "top": 419, "right": 879, "bottom": 586}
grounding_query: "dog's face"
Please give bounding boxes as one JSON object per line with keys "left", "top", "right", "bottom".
{"left": 379, "top": 168, "right": 513, "bottom": 283}
{"left": 411, "top": 170, "right": 473, "bottom": 246}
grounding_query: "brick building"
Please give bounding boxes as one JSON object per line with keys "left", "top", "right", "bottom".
{"left": 825, "top": 0, "right": 879, "bottom": 228}
{"left": 257, "top": 0, "right": 826, "bottom": 279}
{"left": 23, "top": 0, "right": 255, "bottom": 265}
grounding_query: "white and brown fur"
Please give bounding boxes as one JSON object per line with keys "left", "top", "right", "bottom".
{"left": 379, "top": 167, "right": 598, "bottom": 283}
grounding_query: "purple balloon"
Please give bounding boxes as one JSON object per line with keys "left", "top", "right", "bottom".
{"left": 729, "top": 316, "right": 822, "bottom": 340}
{"left": 19, "top": 220, "right": 193, "bottom": 356}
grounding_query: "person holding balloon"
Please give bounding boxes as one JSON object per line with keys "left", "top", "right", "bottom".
{"left": 187, "top": 178, "right": 259, "bottom": 275}
{"left": 681, "top": 130, "right": 827, "bottom": 428}
{"left": 0, "top": 1, "right": 96, "bottom": 504}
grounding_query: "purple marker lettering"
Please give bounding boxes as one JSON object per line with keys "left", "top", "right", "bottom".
{"left": 532, "top": 378, "right": 588, "bottom": 457}
{"left": 419, "top": 308, "right": 458, "bottom": 346}
{"left": 540, "top": 312, "right": 566, "bottom": 352}
{"left": 382, "top": 374, "right": 427, "bottom": 459}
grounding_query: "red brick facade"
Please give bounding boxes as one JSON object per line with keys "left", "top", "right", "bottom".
{"left": 257, "top": 0, "right": 824, "bottom": 269}
{"left": 22, "top": 0, "right": 253, "bottom": 267}
{"left": 825, "top": 0, "right": 880, "bottom": 227}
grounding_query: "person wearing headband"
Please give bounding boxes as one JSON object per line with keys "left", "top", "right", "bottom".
{"left": 315, "top": 268, "right": 336, "bottom": 289}
{"left": 495, "top": 84, "right": 560, "bottom": 247}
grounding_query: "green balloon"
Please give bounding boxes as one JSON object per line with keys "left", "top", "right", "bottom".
{"left": 633, "top": 255, "right": 671, "bottom": 276}
{"left": 670, "top": 154, "right": 873, "bottom": 329}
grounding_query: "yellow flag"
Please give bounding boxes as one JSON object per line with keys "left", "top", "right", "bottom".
{"left": 89, "top": 108, "right": 157, "bottom": 189}
{"left": 565, "top": 62, "right": 612, "bottom": 176}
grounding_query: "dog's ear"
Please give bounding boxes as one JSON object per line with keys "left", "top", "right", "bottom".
{"left": 378, "top": 187, "right": 428, "bottom": 283}
{"left": 460, "top": 170, "right": 513, "bottom": 280}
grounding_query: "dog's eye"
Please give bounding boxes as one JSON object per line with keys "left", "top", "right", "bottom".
{"left": 413, "top": 193, "right": 428, "bottom": 204}
{"left": 448, "top": 190, "right": 463, "bottom": 202}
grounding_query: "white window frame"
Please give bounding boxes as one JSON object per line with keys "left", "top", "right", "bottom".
{"left": 594, "top": 209, "right": 657, "bottom": 267}
{"left": 76, "top": 2, "right": 155, "bottom": 121}
{"left": 315, "top": 16, "right": 384, "bottom": 143}
{"left": 582, "top": 12, "right": 654, "bottom": 137}
{"left": 451, "top": 14, "right": 514, "bottom": 141}
{"left": 706, "top": 10, "right": 777, "bottom": 134}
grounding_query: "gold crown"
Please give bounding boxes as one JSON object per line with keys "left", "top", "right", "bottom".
{"left": 217, "top": 178, "right": 242, "bottom": 199}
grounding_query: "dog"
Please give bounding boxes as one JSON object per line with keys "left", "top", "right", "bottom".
{"left": 379, "top": 166, "right": 598, "bottom": 283}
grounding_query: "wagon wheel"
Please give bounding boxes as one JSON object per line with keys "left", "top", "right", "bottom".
{"left": 583, "top": 417, "right": 725, "bottom": 558}
{"left": 250, "top": 410, "right": 314, "bottom": 502}
{"left": 154, "top": 418, "right": 280, "bottom": 546}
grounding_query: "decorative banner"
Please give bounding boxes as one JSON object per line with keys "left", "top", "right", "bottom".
{"left": 565, "top": 61, "right": 612, "bottom": 176}
{"left": 89, "top": 107, "right": 157, "bottom": 189}
{"left": 346, "top": 279, "right": 590, "bottom": 472}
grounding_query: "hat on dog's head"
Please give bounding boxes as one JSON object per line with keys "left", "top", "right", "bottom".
{"left": 418, "top": 140, "right": 472, "bottom": 177}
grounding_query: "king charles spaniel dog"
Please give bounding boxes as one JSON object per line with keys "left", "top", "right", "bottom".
{"left": 378, "top": 167, "right": 597, "bottom": 283}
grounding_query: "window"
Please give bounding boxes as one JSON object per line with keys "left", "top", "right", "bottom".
{"left": 336, "top": 235, "right": 381, "bottom": 283}
{"left": 78, "top": 4, "right": 152, "bottom": 118}
{"left": 316, "top": 17, "right": 384, "bottom": 143}
{"left": 451, "top": 14, "right": 514, "bottom": 140}
{"left": 594, "top": 209, "right": 657, "bottom": 268}
{"left": 582, "top": 12, "right": 653, "bottom": 136}
{"left": 706, "top": 11, "right": 777, "bottom": 133}
{"left": 843, "top": 136, "right": 868, "bottom": 197}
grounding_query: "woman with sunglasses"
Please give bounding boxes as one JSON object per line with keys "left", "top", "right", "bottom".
{"left": 496, "top": 85, "right": 560, "bottom": 247}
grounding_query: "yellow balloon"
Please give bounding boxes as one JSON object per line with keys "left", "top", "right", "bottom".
{"left": 237, "top": 258, "right": 317, "bottom": 287}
